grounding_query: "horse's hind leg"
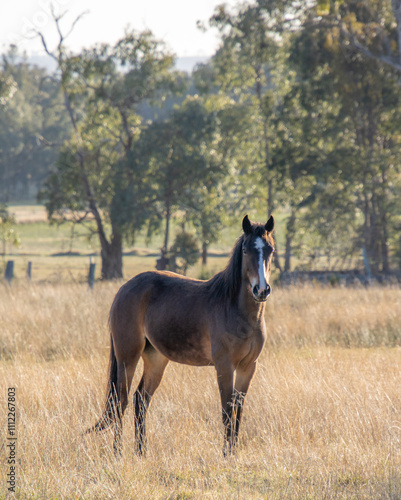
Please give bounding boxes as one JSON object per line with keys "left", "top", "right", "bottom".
{"left": 133, "top": 341, "right": 169, "bottom": 455}
{"left": 113, "top": 353, "right": 143, "bottom": 457}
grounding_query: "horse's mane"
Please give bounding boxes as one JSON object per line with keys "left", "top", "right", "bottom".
{"left": 207, "top": 223, "right": 274, "bottom": 305}
{"left": 207, "top": 234, "right": 244, "bottom": 304}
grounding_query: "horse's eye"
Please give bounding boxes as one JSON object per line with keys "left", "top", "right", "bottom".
{"left": 243, "top": 248, "right": 247, "bottom": 255}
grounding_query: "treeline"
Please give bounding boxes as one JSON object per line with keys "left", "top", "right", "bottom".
{"left": 1, "top": 0, "right": 401, "bottom": 279}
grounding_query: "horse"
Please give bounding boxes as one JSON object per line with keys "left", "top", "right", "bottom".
{"left": 87, "top": 214, "right": 275, "bottom": 456}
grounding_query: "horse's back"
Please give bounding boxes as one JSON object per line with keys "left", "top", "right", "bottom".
{"left": 111, "top": 271, "right": 214, "bottom": 366}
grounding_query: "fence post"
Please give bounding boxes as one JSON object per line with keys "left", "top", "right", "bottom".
{"left": 88, "top": 257, "right": 96, "bottom": 289}
{"left": 27, "top": 261, "right": 32, "bottom": 280}
{"left": 5, "top": 260, "right": 14, "bottom": 284}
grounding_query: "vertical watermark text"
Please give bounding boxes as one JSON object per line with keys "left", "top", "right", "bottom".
{"left": 6, "top": 387, "right": 17, "bottom": 493}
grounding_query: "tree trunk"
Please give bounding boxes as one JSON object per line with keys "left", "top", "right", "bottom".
{"left": 100, "top": 230, "right": 123, "bottom": 280}
{"left": 202, "top": 241, "right": 208, "bottom": 266}
{"left": 369, "top": 188, "right": 381, "bottom": 274}
{"left": 362, "top": 191, "right": 373, "bottom": 274}
{"left": 267, "top": 178, "right": 273, "bottom": 220}
{"left": 379, "top": 166, "right": 390, "bottom": 273}
{"left": 378, "top": 206, "right": 390, "bottom": 273}
{"left": 163, "top": 198, "right": 171, "bottom": 256}
{"left": 284, "top": 210, "right": 296, "bottom": 273}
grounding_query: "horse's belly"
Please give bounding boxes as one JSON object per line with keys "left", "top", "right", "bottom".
{"left": 147, "top": 331, "right": 213, "bottom": 366}
{"left": 145, "top": 318, "right": 213, "bottom": 367}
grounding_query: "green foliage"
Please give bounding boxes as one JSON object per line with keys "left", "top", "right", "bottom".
{"left": 135, "top": 95, "right": 224, "bottom": 253}
{"left": 0, "top": 205, "right": 20, "bottom": 256}
{"left": 0, "top": 48, "right": 71, "bottom": 202}
{"left": 0, "top": 73, "right": 17, "bottom": 105}
{"left": 285, "top": 0, "right": 401, "bottom": 272}
{"left": 169, "top": 231, "right": 199, "bottom": 275}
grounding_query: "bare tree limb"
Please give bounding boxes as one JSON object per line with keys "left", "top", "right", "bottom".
{"left": 36, "top": 7, "right": 88, "bottom": 62}
{"left": 36, "top": 31, "right": 58, "bottom": 62}
{"left": 341, "top": 23, "right": 401, "bottom": 73}
{"left": 65, "top": 11, "right": 89, "bottom": 39}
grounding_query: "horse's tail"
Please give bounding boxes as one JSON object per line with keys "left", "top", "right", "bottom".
{"left": 85, "top": 334, "right": 120, "bottom": 434}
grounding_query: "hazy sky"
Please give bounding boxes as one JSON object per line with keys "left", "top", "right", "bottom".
{"left": 0, "top": 0, "right": 239, "bottom": 58}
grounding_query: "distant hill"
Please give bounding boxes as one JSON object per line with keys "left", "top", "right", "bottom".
{"left": 26, "top": 54, "right": 209, "bottom": 75}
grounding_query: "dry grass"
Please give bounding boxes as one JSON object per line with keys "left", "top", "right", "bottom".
{"left": 1, "top": 283, "right": 401, "bottom": 499}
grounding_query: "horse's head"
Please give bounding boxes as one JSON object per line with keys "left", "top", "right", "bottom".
{"left": 241, "top": 214, "right": 275, "bottom": 302}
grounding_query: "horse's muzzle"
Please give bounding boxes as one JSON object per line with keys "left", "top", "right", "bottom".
{"left": 252, "top": 284, "right": 271, "bottom": 302}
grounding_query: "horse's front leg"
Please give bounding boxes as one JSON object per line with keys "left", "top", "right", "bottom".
{"left": 215, "top": 363, "right": 235, "bottom": 456}
{"left": 232, "top": 361, "right": 257, "bottom": 446}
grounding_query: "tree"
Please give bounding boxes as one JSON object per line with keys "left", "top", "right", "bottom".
{"left": 169, "top": 231, "right": 199, "bottom": 275}
{"left": 209, "top": 0, "right": 285, "bottom": 218}
{"left": 135, "top": 96, "right": 221, "bottom": 265}
{"left": 0, "top": 205, "right": 20, "bottom": 257}
{"left": 286, "top": 0, "right": 401, "bottom": 272}
{"left": 38, "top": 12, "right": 182, "bottom": 279}
{"left": 269, "top": 26, "right": 355, "bottom": 272}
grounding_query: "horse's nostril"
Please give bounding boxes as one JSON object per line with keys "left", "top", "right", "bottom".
{"left": 252, "top": 283, "right": 271, "bottom": 301}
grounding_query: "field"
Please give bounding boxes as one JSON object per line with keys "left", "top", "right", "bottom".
{"left": 1, "top": 205, "right": 401, "bottom": 498}
{"left": 1, "top": 282, "right": 401, "bottom": 499}
{"left": 3, "top": 204, "right": 248, "bottom": 283}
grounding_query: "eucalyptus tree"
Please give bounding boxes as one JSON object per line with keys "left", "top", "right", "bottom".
{"left": 287, "top": 0, "right": 401, "bottom": 272}
{"left": 38, "top": 13, "right": 182, "bottom": 279}
{"left": 209, "top": 0, "right": 287, "bottom": 219}
{"left": 134, "top": 96, "right": 222, "bottom": 263}
{"left": 0, "top": 47, "right": 68, "bottom": 202}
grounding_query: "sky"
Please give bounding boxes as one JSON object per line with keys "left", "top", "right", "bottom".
{"left": 0, "top": 0, "right": 239, "bottom": 59}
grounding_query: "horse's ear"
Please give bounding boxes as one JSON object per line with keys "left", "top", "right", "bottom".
{"left": 265, "top": 215, "right": 274, "bottom": 233}
{"left": 242, "top": 215, "right": 253, "bottom": 235}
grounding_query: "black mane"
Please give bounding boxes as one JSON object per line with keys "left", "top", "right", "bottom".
{"left": 207, "top": 234, "right": 245, "bottom": 304}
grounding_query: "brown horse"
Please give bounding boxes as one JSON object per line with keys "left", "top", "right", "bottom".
{"left": 87, "top": 214, "right": 275, "bottom": 456}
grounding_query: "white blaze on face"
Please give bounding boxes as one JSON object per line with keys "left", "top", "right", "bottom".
{"left": 254, "top": 237, "right": 267, "bottom": 291}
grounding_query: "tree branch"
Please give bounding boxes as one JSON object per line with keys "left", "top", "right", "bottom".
{"left": 341, "top": 23, "right": 401, "bottom": 73}
{"left": 64, "top": 10, "right": 89, "bottom": 40}
{"left": 36, "top": 31, "right": 58, "bottom": 62}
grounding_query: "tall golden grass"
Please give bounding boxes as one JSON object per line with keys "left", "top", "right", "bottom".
{"left": 1, "top": 282, "right": 401, "bottom": 499}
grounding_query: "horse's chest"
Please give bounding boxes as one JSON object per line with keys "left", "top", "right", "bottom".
{"left": 236, "top": 324, "right": 266, "bottom": 358}
{"left": 211, "top": 314, "right": 266, "bottom": 366}
{"left": 228, "top": 312, "right": 266, "bottom": 341}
